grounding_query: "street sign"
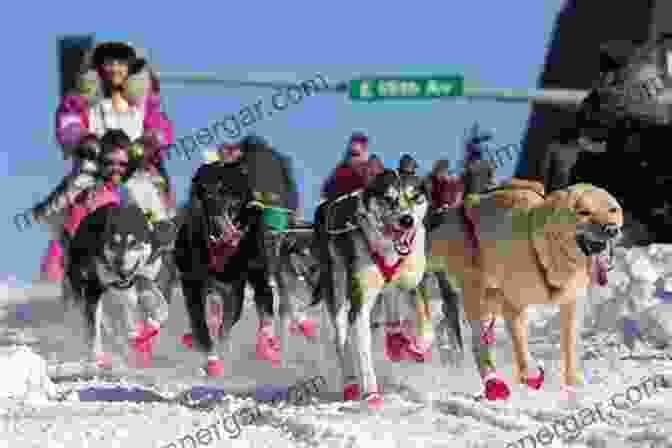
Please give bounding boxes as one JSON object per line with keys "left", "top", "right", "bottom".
{"left": 349, "top": 76, "right": 464, "bottom": 101}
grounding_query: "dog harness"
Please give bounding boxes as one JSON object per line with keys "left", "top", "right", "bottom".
{"left": 372, "top": 253, "right": 403, "bottom": 282}
{"left": 208, "top": 239, "right": 242, "bottom": 272}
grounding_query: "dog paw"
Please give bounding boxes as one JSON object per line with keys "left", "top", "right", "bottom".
{"left": 483, "top": 372, "right": 510, "bottom": 400}
{"left": 206, "top": 359, "right": 225, "bottom": 377}
{"left": 181, "top": 334, "right": 194, "bottom": 349}
{"left": 290, "top": 319, "right": 318, "bottom": 338}
{"left": 385, "top": 333, "right": 411, "bottom": 362}
{"left": 95, "top": 352, "right": 113, "bottom": 370}
{"left": 363, "top": 386, "right": 384, "bottom": 409}
{"left": 526, "top": 366, "right": 545, "bottom": 390}
{"left": 343, "top": 383, "right": 361, "bottom": 401}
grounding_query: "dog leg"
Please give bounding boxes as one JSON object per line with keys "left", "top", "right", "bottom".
{"left": 324, "top": 259, "right": 359, "bottom": 401}
{"left": 132, "top": 274, "right": 168, "bottom": 368}
{"left": 91, "top": 299, "right": 112, "bottom": 369}
{"left": 249, "top": 270, "right": 280, "bottom": 367}
{"left": 207, "top": 279, "right": 244, "bottom": 377}
{"left": 116, "top": 286, "right": 155, "bottom": 369}
{"left": 435, "top": 271, "right": 464, "bottom": 366}
{"left": 381, "top": 287, "right": 412, "bottom": 363}
{"left": 272, "top": 272, "right": 292, "bottom": 370}
{"left": 469, "top": 318, "right": 510, "bottom": 400}
{"left": 280, "top": 264, "right": 318, "bottom": 341}
{"left": 331, "top": 302, "right": 359, "bottom": 401}
{"left": 405, "top": 281, "right": 435, "bottom": 362}
{"left": 502, "top": 301, "right": 544, "bottom": 391}
{"left": 217, "top": 280, "right": 244, "bottom": 361}
{"left": 559, "top": 300, "right": 579, "bottom": 392}
{"left": 349, "top": 268, "right": 385, "bottom": 408}
{"left": 201, "top": 285, "right": 224, "bottom": 376}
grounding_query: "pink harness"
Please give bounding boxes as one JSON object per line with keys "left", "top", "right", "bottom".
{"left": 207, "top": 223, "right": 243, "bottom": 272}
{"left": 64, "top": 183, "right": 121, "bottom": 236}
{"left": 372, "top": 253, "right": 404, "bottom": 282}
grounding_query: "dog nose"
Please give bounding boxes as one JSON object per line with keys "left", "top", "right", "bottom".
{"left": 399, "top": 215, "right": 414, "bottom": 229}
{"left": 602, "top": 223, "right": 619, "bottom": 238}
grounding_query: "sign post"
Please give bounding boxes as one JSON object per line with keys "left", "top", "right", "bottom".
{"left": 349, "top": 76, "right": 464, "bottom": 101}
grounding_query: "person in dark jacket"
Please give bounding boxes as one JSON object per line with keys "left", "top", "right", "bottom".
{"left": 320, "top": 132, "right": 385, "bottom": 200}
{"left": 311, "top": 132, "right": 385, "bottom": 301}
{"left": 239, "top": 134, "right": 299, "bottom": 216}
{"left": 398, "top": 154, "right": 418, "bottom": 178}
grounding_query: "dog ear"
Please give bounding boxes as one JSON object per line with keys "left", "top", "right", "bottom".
{"left": 530, "top": 189, "right": 584, "bottom": 289}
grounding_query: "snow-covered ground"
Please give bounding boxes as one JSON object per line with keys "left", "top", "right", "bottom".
{"left": 2, "top": 246, "right": 672, "bottom": 448}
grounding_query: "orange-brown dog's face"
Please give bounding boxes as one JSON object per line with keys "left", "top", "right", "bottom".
{"left": 570, "top": 187, "right": 623, "bottom": 254}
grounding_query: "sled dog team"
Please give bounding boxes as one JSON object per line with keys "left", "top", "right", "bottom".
{"left": 26, "top": 41, "right": 624, "bottom": 408}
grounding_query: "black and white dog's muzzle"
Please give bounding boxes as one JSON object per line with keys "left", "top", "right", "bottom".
{"left": 105, "top": 259, "right": 142, "bottom": 289}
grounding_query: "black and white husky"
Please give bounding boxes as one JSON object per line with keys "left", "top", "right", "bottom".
{"left": 67, "top": 203, "right": 175, "bottom": 368}
{"left": 312, "top": 169, "right": 429, "bottom": 408}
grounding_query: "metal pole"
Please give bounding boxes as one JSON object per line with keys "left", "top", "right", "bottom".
{"left": 156, "top": 71, "right": 589, "bottom": 106}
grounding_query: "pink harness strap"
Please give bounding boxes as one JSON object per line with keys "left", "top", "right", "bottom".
{"left": 207, "top": 240, "right": 241, "bottom": 272}
{"left": 372, "top": 253, "right": 403, "bottom": 282}
{"left": 462, "top": 206, "right": 481, "bottom": 257}
{"left": 63, "top": 183, "right": 121, "bottom": 236}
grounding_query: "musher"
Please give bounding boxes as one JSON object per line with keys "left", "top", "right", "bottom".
{"left": 34, "top": 41, "right": 174, "bottom": 281}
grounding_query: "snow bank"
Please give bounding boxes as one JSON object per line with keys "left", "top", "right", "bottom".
{"left": 0, "top": 345, "right": 57, "bottom": 403}
{"left": 536, "top": 244, "right": 672, "bottom": 348}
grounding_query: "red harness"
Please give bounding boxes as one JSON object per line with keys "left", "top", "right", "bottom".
{"left": 208, "top": 239, "right": 241, "bottom": 272}
{"left": 372, "top": 253, "right": 403, "bottom": 282}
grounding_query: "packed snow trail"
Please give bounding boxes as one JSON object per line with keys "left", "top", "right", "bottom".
{"left": 3, "top": 246, "right": 672, "bottom": 447}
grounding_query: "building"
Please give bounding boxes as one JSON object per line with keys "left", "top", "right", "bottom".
{"left": 516, "top": 0, "right": 672, "bottom": 183}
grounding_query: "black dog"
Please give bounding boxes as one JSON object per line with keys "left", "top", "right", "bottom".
{"left": 175, "top": 161, "right": 314, "bottom": 376}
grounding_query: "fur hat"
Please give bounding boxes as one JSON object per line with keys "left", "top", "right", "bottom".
{"left": 349, "top": 131, "right": 369, "bottom": 144}
{"left": 91, "top": 42, "right": 137, "bottom": 68}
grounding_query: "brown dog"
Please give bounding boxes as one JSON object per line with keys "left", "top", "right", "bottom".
{"left": 429, "top": 181, "right": 623, "bottom": 399}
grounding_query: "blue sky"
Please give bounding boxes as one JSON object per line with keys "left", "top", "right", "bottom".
{"left": 0, "top": 0, "right": 565, "bottom": 281}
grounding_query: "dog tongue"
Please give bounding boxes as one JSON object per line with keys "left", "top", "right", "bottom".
{"left": 592, "top": 254, "right": 609, "bottom": 286}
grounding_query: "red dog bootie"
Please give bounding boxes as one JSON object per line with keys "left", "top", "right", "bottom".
{"left": 385, "top": 333, "right": 411, "bottom": 362}
{"left": 181, "top": 334, "right": 194, "bottom": 349}
{"left": 128, "top": 321, "right": 159, "bottom": 368}
{"left": 364, "top": 385, "right": 384, "bottom": 409}
{"left": 526, "top": 366, "right": 545, "bottom": 390}
{"left": 343, "top": 383, "right": 361, "bottom": 401}
{"left": 256, "top": 321, "right": 280, "bottom": 366}
{"left": 384, "top": 321, "right": 411, "bottom": 362}
{"left": 206, "top": 358, "right": 225, "bottom": 377}
{"left": 404, "top": 336, "right": 433, "bottom": 362}
{"left": 95, "top": 352, "right": 113, "bottom": 369}
{"left": 482, "top": 370, "right": 511, "bottom": 400}
{"left": 289, "top": 319, "right": 318, "bottom": 338}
